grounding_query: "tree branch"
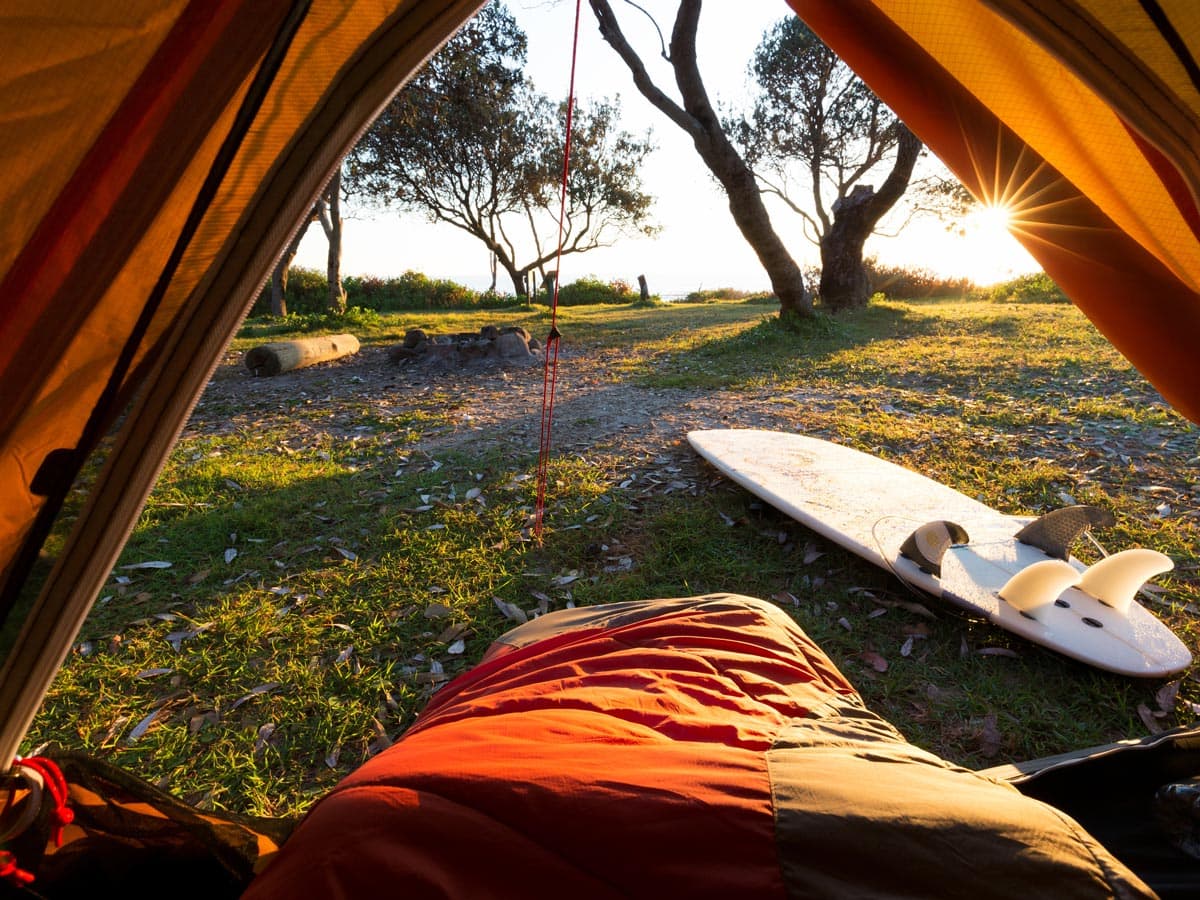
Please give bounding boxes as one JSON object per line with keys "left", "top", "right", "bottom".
{"left": 589, "top": 0, "right": 702, "bottom": 140}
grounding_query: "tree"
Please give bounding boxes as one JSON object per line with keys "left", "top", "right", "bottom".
{"left": 733, "top": 18, "right": 922, "bottom": 311}
{"left": 267, "top": 168, "right": 345, "bottom": 316}
{"left": 345, "top": 3, "right": 655, "bottom": 297}
{"left": 588, "top": 0, "right": 813, "bottom": 318}
{"left": 268, "top": 216, "right": 312, "bottom": 316}
{"left": 316, "top": 168, "right": 346, "bottom": 314}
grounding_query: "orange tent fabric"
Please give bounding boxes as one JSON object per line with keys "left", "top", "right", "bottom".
{"left": 790, "top": 0, "right": 1200, "bottom": 421}
{"left": 0, "top": 0, "right": 1198, "bottom": 858}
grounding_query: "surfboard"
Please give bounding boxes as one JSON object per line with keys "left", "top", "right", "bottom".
{"left": 687, "top": 428, "right": 1192, "bottom": 678}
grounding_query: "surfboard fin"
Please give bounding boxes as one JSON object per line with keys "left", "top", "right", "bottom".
{"left": 1077, "top": 548, "right": 1174, "bottom": 616}
{"left": 999, "top": 559, "right": 1081, "bottom": 615}
{"left": 899, "top": 520, "right": 969, "bottom": 576}
{"left": 1014, "top": 505, "right": 1115, "bottom": 560}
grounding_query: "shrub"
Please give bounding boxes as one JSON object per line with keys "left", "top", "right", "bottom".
{"left": 987, "top": 272, "right": 1068, "bottom": 304}
{"left": 555, "top": 276, "right": 639, "bottom": 306}
{"left": 863, "top": 259, "right": 974, "bottom": 299}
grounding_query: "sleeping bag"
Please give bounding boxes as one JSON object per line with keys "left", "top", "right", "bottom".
{"left": 242, "top": 593, "right": 1154, "bottom": 898}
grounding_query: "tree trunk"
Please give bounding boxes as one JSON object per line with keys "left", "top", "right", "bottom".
{"left": 318, "top": 168, "right": 347, "bottom": 315}
{"left": 507, "top": 266, "right": 526, "bottom": 298}
{"left": 820, "top": 126, "right": 923, "bottom": 312}
{"left": 589, "top": 0, "right": 812, "bottom": 318}
{"left": 270, "top": 213, "right": 316, "bottom": 316}
{"left": 819, "top": 207, "right": 872, "bottom": 311}
{"left": 638, "top": 274, "right": 649, "bottom": 302}
{"left": 269, "top": 262, "right": 289, "bottom": 317}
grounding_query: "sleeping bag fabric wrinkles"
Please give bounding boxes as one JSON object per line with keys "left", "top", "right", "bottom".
{"left": 242, "top": 594, "right": 1153, "bottom": 899}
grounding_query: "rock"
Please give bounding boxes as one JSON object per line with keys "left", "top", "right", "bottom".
{"left": 496, "top": 331, "right": 532, "bottom": 359}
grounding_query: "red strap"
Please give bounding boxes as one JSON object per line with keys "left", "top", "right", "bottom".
{"left": 534, "top": 0, "right": 584, "bottom": 540}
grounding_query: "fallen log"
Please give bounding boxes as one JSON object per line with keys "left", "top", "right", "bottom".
{"left": 244, "top": 333, "right": 360, "bottom": 376}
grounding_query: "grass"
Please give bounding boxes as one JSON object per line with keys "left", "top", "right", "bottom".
{"left": 24, "top": 296, "right": 1200, "bottom": 818}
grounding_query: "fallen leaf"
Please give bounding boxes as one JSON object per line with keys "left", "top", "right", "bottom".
{"left": 977, "top": 647, "right": 1020, "bottom": 659}
{"left": 336, "top": 645, "right": 355, "bottom": 664}
{"left": 325, "top": 746, "right": 342, "bottom": 769}
{"left": 224, "top": 547, "right": 238, "bottom": 564}
{"left": 424, "top": 603, "right": 451, "bottom": 619}
{"left": 135, "top": 668, "right": 174, "bottom": 679}
{"left": 838, "top": 617, "right": 852, "bottom": 632}
{"left": 335, "top": 546, "right": 358, "bottom": 562}
{"left": 122, "top": 560, "right": 173, "bottom": 570}
{"left": 230, "top": 682, "right": 281, "bottom": 709}
{"left": 1156, "top": 681, "right": 1180, "bottom": 713}
{"left": 254, "top": 723, "right": 276, "bottom": 753}
{"left": 860, "top": 650, "right": 888, "bottom": 672}
{"left": 803, "top": 543, "right": 824, "bottom": 565}
{"left": 188, "top": 712, "right": 218, "bottom": 735}
{"left": 127, "top": 709, "right": 163, "bottom": 743}
{"left": 900, "top": 636, "right": 914, "bottom": 657}
{"left": 1137, "top": 703, "right": 1166, "bottom": 734}
{"left": 165, "top": 623, "right": 213, "bottom": 652}
{"left": 187, "top": 569, "right": 210, "bottom": 584}
{"left": 978, "top": 714, "right": 1003, "bottom": 758}
{"left": 447, "top": 639, "right": 466, "bottom": 655}
{"left": 492, "top": 596, "right": 528, "bottom": 624}
{"left": 436, "top": 623, "right": 469, "bottom": 643}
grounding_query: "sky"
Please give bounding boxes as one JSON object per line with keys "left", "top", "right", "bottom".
{"left": 294, "top": 0, "right": 1041, "bottom": 295}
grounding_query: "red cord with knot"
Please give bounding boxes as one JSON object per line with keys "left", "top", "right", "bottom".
{"left": 534, "top": 0, "right": 584, "bottom": 541}
{"left": 1, "top": 755, "right": 74, "bottom": 887}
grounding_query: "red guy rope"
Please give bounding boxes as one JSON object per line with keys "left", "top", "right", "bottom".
{"left": 534, "top": 0, "right": 584, "bottom": 540}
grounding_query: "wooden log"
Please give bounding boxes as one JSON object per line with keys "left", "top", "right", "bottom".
{"left": 244, "top": 333, "right": 360, "bottom": 376}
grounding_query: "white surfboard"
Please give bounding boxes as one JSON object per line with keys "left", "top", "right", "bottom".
{"left": 687, "top": 429, "right": 1192, "bottom": 678}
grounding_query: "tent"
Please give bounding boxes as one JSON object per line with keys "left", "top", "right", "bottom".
{"left": 0, "top": 0, "right": 1197, "bottom": 895}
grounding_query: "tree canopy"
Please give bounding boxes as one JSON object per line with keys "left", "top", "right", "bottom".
{"left": 732, "top": 17, "right": 924, "bottom": 310}
{"left": 345, "top": 3, "right": 656, "bottom": 297}
{"left": 589, "top": 0, "right": 814, "bottom": 318}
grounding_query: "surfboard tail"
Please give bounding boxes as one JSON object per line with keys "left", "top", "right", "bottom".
{"left": 998, "top": 559, "right": 1081, "bottom": 615}
{"left": 899, "top": 521, "right": 970, "bottom": 577}
{"left": 1014, "top": 505, "right": 1115, "bottom": 560}
{"left": 1077, "top": 548, "right": 1174, "bottom": 615}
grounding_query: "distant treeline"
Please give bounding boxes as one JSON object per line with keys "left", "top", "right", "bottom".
{"left": 249, "top": 265, "right": 1065, "bottom": 319}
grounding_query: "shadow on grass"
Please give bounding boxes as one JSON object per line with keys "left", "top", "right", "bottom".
{"left": 636, "top": 302, "right": 934, "bottom": 390}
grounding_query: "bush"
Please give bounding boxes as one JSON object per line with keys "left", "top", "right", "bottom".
{"left": 863, "top": 259, "right": 974, "bottom": 299}
{"left": 250, "top": 268, "right": 514, "bottom": 316}
{"left": 554, "top": 276, "right": 639, "bottom": 306}
{"left": 987, "top": 272, "right": 1068, "bottom": 304}
{"left": 680, "top": 287, "right": 751, "bottom": 303}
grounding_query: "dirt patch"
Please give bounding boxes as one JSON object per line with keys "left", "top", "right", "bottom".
{"left": 204, "top": 342, "right": 746, "bottom": 458}
{"left": 199, "top": 339, "right": 1199, "bottom": 532}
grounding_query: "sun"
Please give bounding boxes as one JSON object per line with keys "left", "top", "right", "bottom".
{"left": 970, "top": 202, "right": 1013, "bottom": 237}
{"left": 949, "top": 201, "right": 1039, "bottom": 286}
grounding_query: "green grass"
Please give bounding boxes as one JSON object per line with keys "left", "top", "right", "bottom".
{"left": 24, "top": 296, "right": 1200, "bottom": 817}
